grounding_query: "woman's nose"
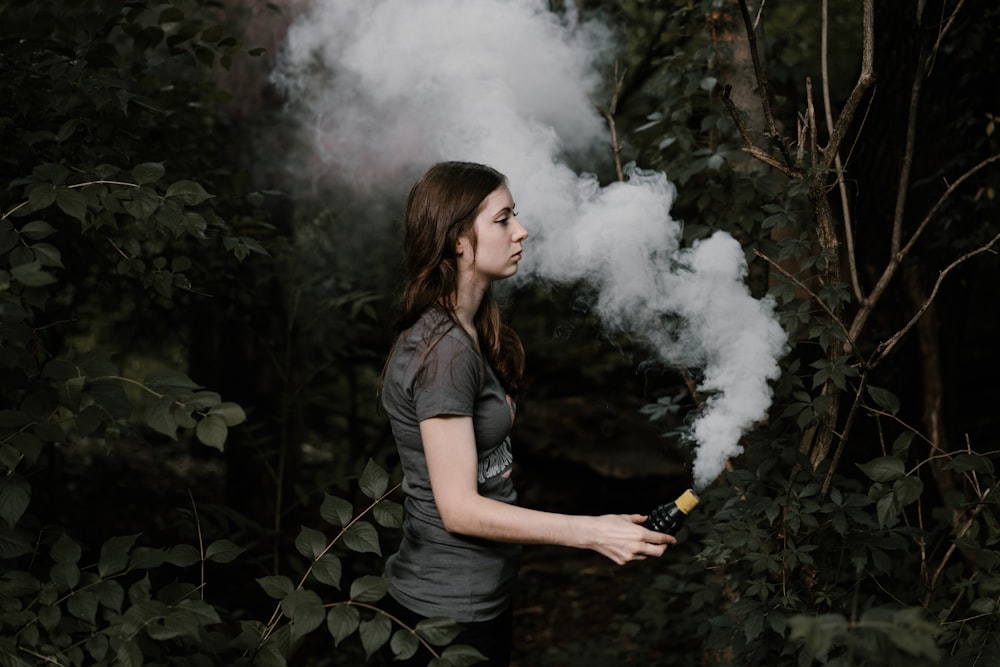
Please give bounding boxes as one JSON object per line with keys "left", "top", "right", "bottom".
{"left": 512, "top": 219, "right": 528, "bottom": 241}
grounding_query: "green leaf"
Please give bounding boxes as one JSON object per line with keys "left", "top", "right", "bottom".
{"left": 205, "top": 538, "right": 245, "bottom": 563}
{"left": 166, "top": 180, "right": 213, "bottom": 206}
{"left": 124, "top": 185, "right": 160, "bottom": 219}
{"left": 51, "top": 561, "right": 81, "bottom": 591}
{"left": 788, "top": 613, "right": 846, "bottom": 662}
{"left": 867, "top": 385, "right": 900, "bottom": 415}
{"left": 0, "top": 530, "right": 36, "bottom": 559}
{"left": 391, "top": 629, "right": 420, "bottom": 660}
{"left": 415, "top": 616, "right": 462, "bottom": 646}
{"left": 20, "top": 220, "right": 57, "bottom": 240}
{"left": 327, "top": 605, "right": 360, "bottom": 646}
{"left": 209, "top": 401, "right": 247, "bottom": 426}
{"left": 281, "top": 589, "right": 326, "bottom": 640}
{"left": 114, "top": 638, "right": 142, "bottom": 667}
{"left": 132, "top": 162, "right": 165, "bottom": 185}
{"left": 51, "top": 533, "right": 82, "bottom": 563}
{"left": 359, "top": 613, "right": 392, "bottom": 659}
{"left": 145, "top": 395, "right": 179, "bottom": 439}
{"left": 876, "top": 493, "right": 898, "bottom": 529}
{"left": 350, "top": 575, "right": 389, "bottom": 603}
{"left": 67, "top": 589, "right": 99, "bottom": 624}
{"left": 433, "top": 643, "right": 488, "bottom": 667}
{"left": 32, "top": 243, "right": 63, "bottom": 268}
{"left": 195, "top": 414, "right": 228, "bottom": 450}
{"left": 320, "top": 494, "right": 354, "bottom": 527}
{"left": 93, "top": 579, "right": 125, "bottom": 613}
{"left": 310, "top": 553, "right": 342, "bottom": 588}
{"left": 55, "top": 187, "right": 88, "bottom": 222}
{"left": 892, "top": 475, "right": 924, "bottom": 508}
{"left": 144, "top": 370, "right": 203, "bottom": 390}
{"left": 185, "top": 391, "right": 222, "bottom": 410}
{"left": 163, "top": 544, "right": 200, "bottom": 567}
{"left": 342, "top": 521, "right": 381, "bottom": 555}
{"left": 295, "top": 525, "right": 329, "bottom": 560}
{"left": 10, "top": 261, "right": 57, "bottom": 287}
{"left": 99, "top": 534, "right": 139, "bottom": 577}
{"left": 258, "top": 575, "right": 294, "bottom": 599}
{"left": 891, "top": 431, "right": 915, "bottom": 458}
{"left": 360, "top": 459, "right": 389, "bottom": 499}
{"left": 28, "top": 183, "right": 57, "bottom": 211}
{"left": 857, "top": 456, "right": 905, "bottom": 483}
{"left": 0, "top": 475, "right": 31, "bottom": 527}
{"left": 944, "top": 453, "right": 995, "bottom": 475}
{"left": 129, "top": 547, "right": 168, "bottom": 569}
{"left": 374, "top": 499, "right": 403, "bottom": 528}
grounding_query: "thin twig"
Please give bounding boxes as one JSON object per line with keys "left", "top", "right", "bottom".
{"left": 849, "top": 152, "right": 1000, "bottom": 343}
{"left": 873, "top": 230, "right": 1000, "bottom": 364}
{"left": 594, "top": 62, "right": 628, "bottom": 182}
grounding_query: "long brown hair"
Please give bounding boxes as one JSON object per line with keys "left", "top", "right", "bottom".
{"left": 384, "top": 161, "right": 525, "bottom": 395}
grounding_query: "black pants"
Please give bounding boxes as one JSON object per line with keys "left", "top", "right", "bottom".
{"left": 378, "top": 593, "right": 513, "bottom": 667}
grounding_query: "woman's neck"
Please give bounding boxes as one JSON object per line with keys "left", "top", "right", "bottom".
{"left": 451, "top": 278, "right": 486, "bottom": 345}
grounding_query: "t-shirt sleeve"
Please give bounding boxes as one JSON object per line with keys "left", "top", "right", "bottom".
{"left": 413, "top": 334, "right": 482, "bottom": 421}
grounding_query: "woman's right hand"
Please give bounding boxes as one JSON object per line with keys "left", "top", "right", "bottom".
{"left": 585, "top": 514, "right": 676, "bottom": 565}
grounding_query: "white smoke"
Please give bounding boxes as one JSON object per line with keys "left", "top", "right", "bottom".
{"left": 273, "top": 0, "right": 788, "bottom": 490}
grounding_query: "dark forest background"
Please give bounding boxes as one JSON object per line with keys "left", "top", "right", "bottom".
{"left": 1, "top": 1, "right": 998, "bottom": 665}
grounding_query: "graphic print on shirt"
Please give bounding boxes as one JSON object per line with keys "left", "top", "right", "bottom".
{"left": 478, "top": 437, "right": 514, "bottom": 483}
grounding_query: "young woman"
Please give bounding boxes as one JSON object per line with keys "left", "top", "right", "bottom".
{"left": 378, "top": 161, "right": 675, "bottom": 666}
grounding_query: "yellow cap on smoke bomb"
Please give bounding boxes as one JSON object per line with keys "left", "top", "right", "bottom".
{"left": 675, "top": 489, "right": 699, "bottom": 514}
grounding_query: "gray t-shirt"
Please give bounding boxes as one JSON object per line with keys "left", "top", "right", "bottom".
{"left": 381, "top": 307, "right": 521, "bottom": 621}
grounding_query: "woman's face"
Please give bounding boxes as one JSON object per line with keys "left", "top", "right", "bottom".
{"left": 457, "top": 184, "right": 528, "bottom": 285}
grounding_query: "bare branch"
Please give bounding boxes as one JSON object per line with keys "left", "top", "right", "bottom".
{"left": 821, "top": 0, "right": 864, "bottom": 304}
{"left": 734, "top": 0, "right": 795, "bottom": 168}
{"left": 873, "top": 230, "right": 1000, "bottom": 365}
{"left": 820, "top": 0, "right": 875, "bottom": 170}
{"left": 594, "top": 62, "right": 628, "bottom": 182}
{"left": 720, "top": 86, "right": 795, "bottom": 177}
{"left": 849, "top": 152, "right": 1000, "bottom": 342}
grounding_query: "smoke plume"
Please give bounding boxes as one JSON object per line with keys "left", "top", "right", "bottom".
{"left": 273, "top": 0, "right": 788, "bottom": 490}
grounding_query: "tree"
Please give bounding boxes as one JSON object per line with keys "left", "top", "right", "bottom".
{"left": 599, "top": 0, "right": 1000, "bottom": 665}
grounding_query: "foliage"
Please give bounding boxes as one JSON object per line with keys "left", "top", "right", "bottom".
{"left": 0, "top": 453, "right": 476, "bottom": 666}
{"left": 603, "top": 1, "right": 1000, "bottom": 666}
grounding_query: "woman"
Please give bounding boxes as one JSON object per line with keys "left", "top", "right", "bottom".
{"left": 379, "top": 161, "right": 674, "bottom": 666}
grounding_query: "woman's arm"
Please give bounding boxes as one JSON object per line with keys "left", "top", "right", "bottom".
{"left": 420, "top": 415, "right": 675, "bottom": 565}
